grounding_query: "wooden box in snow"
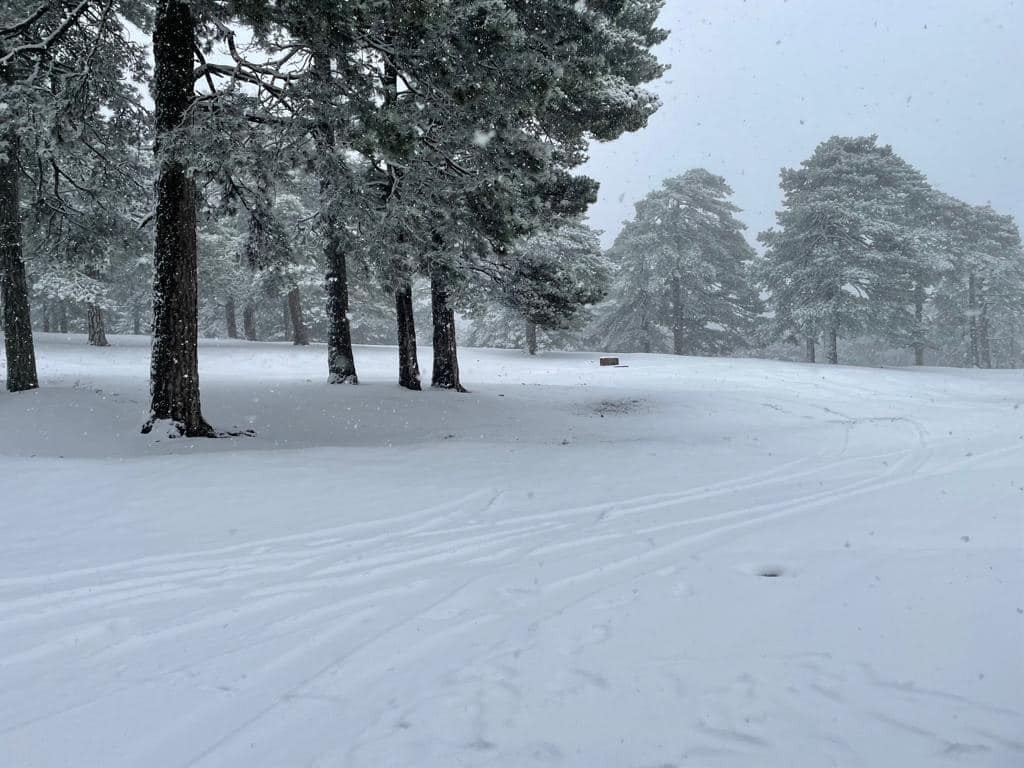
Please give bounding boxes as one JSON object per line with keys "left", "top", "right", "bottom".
{"left": 599, "top": 357, "right": 620, "bottom": 366}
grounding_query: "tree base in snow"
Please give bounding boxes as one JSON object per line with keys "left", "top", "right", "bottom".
{"left": 141, "top": 418, "right": 256, "bottom": 439}
{"left": 328, "top": 373, "right": 358, "bottom": 385}
{"left": 141, "top": 417, "right": 219, "bottom": 439}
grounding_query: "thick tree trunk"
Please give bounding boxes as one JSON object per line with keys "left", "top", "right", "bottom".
{"left": 526, "top": 319, "right": 538, "bottom": 356}
{"left": 827, "top": 327, "right": 839, "bottom": 365}
{"left": 287, "top": 287, "right": 309, "bottom": 346}
{"left": 395, "top": 282, "right": 421, "bottom": 390}
{"left": 225, "top": 295, "right": 238, "bottom": 339}
{"left": 0, "top": 121, "right": 39, "bottom": 392}
{"left": 430, "top": 269, "right": 465, "bottom": 391}
{"left": 913, "top": 283, "right": 925, "bottom": 366}
{"left": 314, "top": 54, "right": 357, "bottom": 385}
{"left": 242, "top": 301, "right": 257, "bottom": 341}
{"left": 670, "top": 275, "right": 685, "bottom": 355}
{"left": 324, "top": 237, "right": 357, "bottom": 382}
{"left": 805, "top": 336, "right": 816, "bottom": 363}
{"left": 0, "top": 119, "right": 39, "bottom": 391}
{"left": 42, "top": 302, "right": 51, "bottom": 333}
{"left": 87, "top": 304, "right": 109, "bottom": 347}
{"left": 58, "top": 301, "right": 68, "bottom": 333}
{"left": 143, "top": 0, "right": 212, "bottom": 436}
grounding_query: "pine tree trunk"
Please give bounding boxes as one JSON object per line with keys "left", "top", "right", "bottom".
{"left": 1008, "top": 320, "right": 1021, "bottom": 368}
{"left": 430, "top": 269, "right": 465, "bottom": 391}
{"left": 314, "top": 54, "right": 357, "bottom": 385}
{"left": 41, "top": 302, "right": 51, "bottom": 333}
{"left": 243, "top": 301, "right": 257, "bottom": 341}
{"left": 58, "top": 301, "right": 68, "bottom": 333}
{"left": 225, "top": 296, "right": 238, "bottom": 339}
{"left": 132, "top": 304, "right": 142, "bottom": 335}
{"left": 913, "top": 283, "right": 925, "bottom": 366}
{"left": 0, "top": 124, "right": 38, "bottom": 392}
{"left": 526, "top": 319, "right": 538, "bottom": 355}
{"left": 144, "top": 0, "right": 212, "bottom": 436}
{"left": 827, "top": 327, "right": 839, "bottom": 364}
{"left": 87, "top": 304, "right": 109, "bottom": 346}
{"left": 395, "top": 282, "right": 421, "bottom": 390}
{"left": 324, "top": 236, "right": 357, "bottom": 383}
{"left": 288, "top": 287, "right": 309, "bottom": 345}
{"left": 805, "top": 336, "right": 816, "bottom": 363}
{"left": 978, "top": 277, "right": 992, "bottom": 369}
{"left": 281, "top": 297, "right": 291, "bottom": 341}
{"left": 968, "top": 272, "right": 980, "bottom": 367}
{"left": 670, "top": 276, "right": 685, "bottom": 355}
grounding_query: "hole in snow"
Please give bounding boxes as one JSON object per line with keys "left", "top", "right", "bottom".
{"left": 756, "top": 566, "right": 785, "bottom": 578}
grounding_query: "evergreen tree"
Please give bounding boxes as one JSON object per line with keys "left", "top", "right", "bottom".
{"left": 1, "top": 0, "right": 147, "bottom": 390}
{"left": 595, "top": 169, "right": 760, "bottom": 356}
{"left": 930, "top": 197, "right": 1023, "bottom": 368}
{"left": 469, "top": 221, "right": 608, "bottom": 355}
{"left": 758, "top": 136, "right": 934, "bottom": 364}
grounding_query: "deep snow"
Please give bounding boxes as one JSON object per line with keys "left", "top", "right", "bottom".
{"left": 1, "top": 334, "right": 1022, "bottom": 767}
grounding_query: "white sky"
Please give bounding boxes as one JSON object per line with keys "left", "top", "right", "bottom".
{"left": 583, "top": 0, "right": 1024, "bottom": 247}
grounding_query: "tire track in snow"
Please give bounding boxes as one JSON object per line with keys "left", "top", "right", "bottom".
{"left": 9, "top": 417, "right": 1001, "bottom": 765}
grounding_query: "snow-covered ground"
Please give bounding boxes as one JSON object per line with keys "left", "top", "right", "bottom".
{"left": 1, "top": 334, "right": 1022, "bottom": 767}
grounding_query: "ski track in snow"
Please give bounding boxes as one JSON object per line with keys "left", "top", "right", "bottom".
{"left": 1, "top": 336, "right": 1022, "bottom": 767}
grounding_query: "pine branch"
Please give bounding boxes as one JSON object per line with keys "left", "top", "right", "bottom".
{"left": 0, "top": 0, "right": 91, "bottom": 66}
{"left": 0, "top": 2, "right": 51, "bottom": 39}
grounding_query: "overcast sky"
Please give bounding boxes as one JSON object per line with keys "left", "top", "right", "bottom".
{"left": 583, "top": 0, "right": 1024, "bottom": 247}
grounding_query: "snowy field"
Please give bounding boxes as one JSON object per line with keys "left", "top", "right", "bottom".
{"left": 1, "top": 334, "right": 1022, "bottom": 768}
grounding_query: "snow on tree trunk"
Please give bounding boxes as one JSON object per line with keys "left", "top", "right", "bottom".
{"left": 395, "top": 283, "right": 421, "bottom": 390}
{"left": 87, "top": 304, "right": 109, "bottom": 347}
{"left": 314, "top": 54, "right": 357, "bottom": 385}
{"left": 243, "top": 301, "right": 257, "bottom": 341}
{"left": 430, "top": 270, "right": 464, "bottom": 391}
{"left": 324, "top": 237, "right": 357, "bottom": 383}
{"left": 143, "top": 0, "right": 213, "bottom": 436}
{"left": 0, "top": 123, "right": 39, "bottom": 393}
{"left": 526, "top": 320, "right": 538, "bottom": 356}
{"left": 225, "top": 296, "right": 238, "bottom": 339}
{"left": 827, "top": 327, "right": 839, "bottom": 365}
{"left": 805, "top": 337, "right": 816, "bottom": 363}
{"left": 287, "top": 287, "right": 309, "bottom": 346}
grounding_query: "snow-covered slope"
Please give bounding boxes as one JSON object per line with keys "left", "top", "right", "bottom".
{"left": 2, "top": 335, "right": 1022, "bottom": 767}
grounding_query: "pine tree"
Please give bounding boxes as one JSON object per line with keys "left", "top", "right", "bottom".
{"left": 758, "top": 136, "right": 934, "bottom": 364}
{"left": 1, "top": 0, "right": 148, "bottom": 390}
{"left": 595, "top": 169, "right": 760, "bottom": 356}
{"left": 469, "top": 221, "right": 608, "bottom": 354}
{"left": 930, "top": 197, "right": 1022, "bottom": 368}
